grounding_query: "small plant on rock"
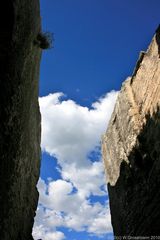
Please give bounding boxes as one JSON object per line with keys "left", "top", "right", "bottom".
{"left": 35, "top": 32, "right": 54, "bottom": 50}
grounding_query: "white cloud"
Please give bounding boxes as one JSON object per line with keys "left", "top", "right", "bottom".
{"left": 32, "top": 223, "right": 65, "bottom": 240}
{"left": 33, "top": 178, "right": 113, "bottom": 236}
{"left": 88, "top": 208, "right": 113, "bottom": 235}
{"left": 33, "top": 91, "right": 118, "bottom": 240}
{"left": 45, "top": 232, "right": 65, "bottom": 240}
{"left": 61, "top": 161, "right": 106, "bottom": 199}
{"left": 39, "top": 91, "right": 118, "bottom": 168}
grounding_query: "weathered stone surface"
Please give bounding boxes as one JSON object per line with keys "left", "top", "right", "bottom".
{"left": 0, "top": 1, "right": 41, "bottom": 239}
{"left": 102, "top": 27, "right": 160, "bottom": 236}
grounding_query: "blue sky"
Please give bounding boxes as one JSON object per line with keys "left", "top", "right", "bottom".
{"left": 33, "top": 1, "right": 160, "bottom": 240}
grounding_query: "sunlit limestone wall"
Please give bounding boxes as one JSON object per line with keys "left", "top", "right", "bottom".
{"left": 0, "top": 1, "right": 41, "bottom": 239}
{"left": 102, "top": 27, "right": 160, "bottom": 236}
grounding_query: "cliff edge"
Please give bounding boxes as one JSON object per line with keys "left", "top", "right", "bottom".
{"left": 102, "top": 27, "right": 160, "bottom": 236}
{"left": 0, "top": 1, "right": 41, "bottom": 239}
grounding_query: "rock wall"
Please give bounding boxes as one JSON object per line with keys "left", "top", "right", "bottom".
{"left": 102, "top": 27, "right": 160, "bottom": 236}
{"left": 0, "top": 1, "right": 41, "bottom": 239}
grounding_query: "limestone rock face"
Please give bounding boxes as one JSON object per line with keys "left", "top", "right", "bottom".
{"left": 0, "top": 1, "right": 41, "bottom": 239}
{"left": 102, "top": 27, "right": 160, "bottom": 236}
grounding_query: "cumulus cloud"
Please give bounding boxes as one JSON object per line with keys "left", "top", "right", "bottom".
{"left": 33, "top": 223, "right": 65, "bottom": 240}
{"left": 33, "top": 91, "right": 118, "bottom": 240}
{"left": 39, "top": 91, "right": 117, "bottom": 167}
{"left": 33, "top": 178, "right": 112, "bottom": 236}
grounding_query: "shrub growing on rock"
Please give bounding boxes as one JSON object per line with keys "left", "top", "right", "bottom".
{"left": 35, "top": 32, "right": 54, "bottom": 49}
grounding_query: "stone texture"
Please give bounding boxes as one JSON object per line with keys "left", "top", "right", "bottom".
{"left": 102, "top": 27, "right": 160, "bottom": 236}
{"left": 0, "top": 1, "right": 41, "bottom": 239}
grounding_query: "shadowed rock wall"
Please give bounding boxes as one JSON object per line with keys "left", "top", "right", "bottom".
{"left": 0, "top": 1, "right": 41, "bottom": 239}
{"left": 102, "top": 27, "right": 160, "bottom": 237}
